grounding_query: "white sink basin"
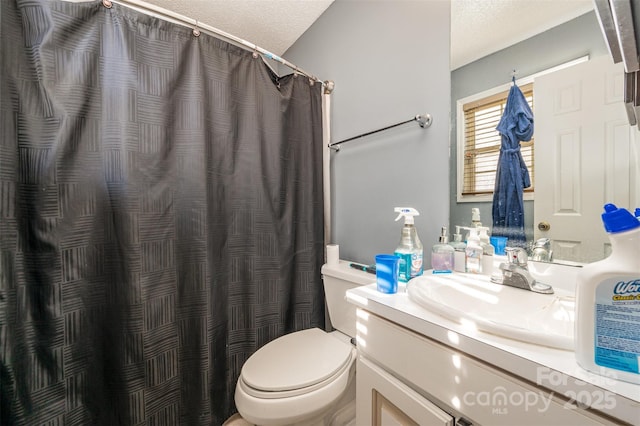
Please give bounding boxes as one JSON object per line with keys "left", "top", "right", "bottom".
{"left": 407, "top": 272, "right": 575, "bottom": 350}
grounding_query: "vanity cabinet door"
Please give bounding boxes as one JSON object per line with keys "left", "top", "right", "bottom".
{"left": 358, "top": 311, "right": 620, "bottom": 425}
{"left": 357, "top": 356, "right": 454, "bottom": 426}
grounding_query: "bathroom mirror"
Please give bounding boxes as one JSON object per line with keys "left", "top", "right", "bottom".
{"left": 450, "top": 9, "right": 640, "bottom": 266}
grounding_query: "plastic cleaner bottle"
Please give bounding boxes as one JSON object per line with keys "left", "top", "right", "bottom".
{"left": 575, "top": 204, "right": 640, "bottom": 384}
{"left": 394, "top": 207, "right": 423, "bottom": 283}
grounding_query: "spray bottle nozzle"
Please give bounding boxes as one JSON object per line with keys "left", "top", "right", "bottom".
{"left": 394, "top": 207, "right": 420, "bottom": 224}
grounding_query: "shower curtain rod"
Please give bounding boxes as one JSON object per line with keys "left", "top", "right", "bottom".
{"left": 104, "top": 0, "right": 332, "bottom": 92}
{"left": 328, "top": 113, "right": 432, "bottom": 151}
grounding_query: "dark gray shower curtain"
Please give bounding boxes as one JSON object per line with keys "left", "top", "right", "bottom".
{"left": 0, "top": 1, "right": 325, "bottom": 424}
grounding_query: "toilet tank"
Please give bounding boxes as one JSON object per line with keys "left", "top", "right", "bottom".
{"left": 321, "top": 260, "right": 375, "bottom": 338}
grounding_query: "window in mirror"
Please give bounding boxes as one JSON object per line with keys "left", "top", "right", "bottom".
{"left": 458, "top": 83, "right": 534, "bottom": 201}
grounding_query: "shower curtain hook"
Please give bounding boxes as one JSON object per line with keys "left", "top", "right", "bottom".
{"left": 293, "top": 67, "right": 299, "bottom": 78}
{"left": 102, "top": 0, "right": 113, "bottom": 8}
{"left": 252, "top": 48, "right": 259, "bottom": 59}
{"left": 192, "top": 20, "right": 201, "bottom": 37}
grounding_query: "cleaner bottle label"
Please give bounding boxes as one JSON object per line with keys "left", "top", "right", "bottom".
{"left": 410, "top": 252, "right": 423, "bottom": 279}
{"left": 396, "top": 252, "right": 423, "bottom": 282}
{"left": 594, "top": 276, "right": 640, "bottom": 375}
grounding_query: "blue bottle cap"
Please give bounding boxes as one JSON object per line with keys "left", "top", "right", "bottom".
{"left": 601, "top": 204, "right": 640, "bottom": 233}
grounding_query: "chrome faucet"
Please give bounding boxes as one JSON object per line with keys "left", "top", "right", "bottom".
{"left": 530, "top": 238, "right": 553, "bottom": 262}
{"left": 491, "top": 247, "right": 554, "bottom": 294}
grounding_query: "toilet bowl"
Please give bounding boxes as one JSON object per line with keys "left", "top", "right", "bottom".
{"left": 234, "top": 260, "right": 374, "bottom": 425}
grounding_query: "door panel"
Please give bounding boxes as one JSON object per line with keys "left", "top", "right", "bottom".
{"left": 534, "top": 56, "right": 638, "bottom": 263}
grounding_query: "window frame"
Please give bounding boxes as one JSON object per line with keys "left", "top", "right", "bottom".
{"left": 456, "top": 81, "right": 535, "bottom": 203}
{"left": 455, "top": 56, "right": 589, "bottom": 204}
{"left": 457, "top": 83, "right": 535, "bottom": 202}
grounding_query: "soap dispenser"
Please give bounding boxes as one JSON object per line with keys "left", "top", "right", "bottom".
{"left": 431, "top": 226, "right": 454, "bottom": 273}
{"left": 449, "top": 226, "right": 467, "bottom": 273}
{"left": 478, "top": 226, "right": 494, "bottom": 276}
{"left": 465, "top": 227, "right": 483, "bottom": 274}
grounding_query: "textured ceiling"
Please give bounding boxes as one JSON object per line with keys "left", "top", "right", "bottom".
{"left": 114, "top": 0, "right": 595, "bottom": 70}
{"left": 137, "top": 0, "right": 335, "bottom": 56}
{"left": 451, "top": 0, "right": 594, "bottom": 69}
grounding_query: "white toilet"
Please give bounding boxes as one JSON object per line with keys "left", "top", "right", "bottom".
{"left": 233, "top": 260, "right": 373, "bottom": 425}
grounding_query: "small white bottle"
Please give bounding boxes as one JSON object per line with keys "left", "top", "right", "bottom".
{"left": 449, "top": 226, "right": 467, "bottom": 273}
{"left": 478, "top": 226, "right": 494, "bottom": 276}
{"left": 465, "top": 227, "right": 483, "bottom": 274}
{"left": 575, "top": 204, "right": 640, "bottom": 384}
{"left": 431, "top": 226, "right": 454, "bottom": 273}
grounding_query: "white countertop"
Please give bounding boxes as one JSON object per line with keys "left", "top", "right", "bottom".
{"left": 346, "top": 281, "right": 640, "bottom": 425}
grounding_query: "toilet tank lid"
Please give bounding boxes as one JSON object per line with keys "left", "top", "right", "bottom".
{"left": 241, "top": 328, "right": 353, "bottom": 392}
{"left": 321, "top": 260, "right": 375, "bottom": 286}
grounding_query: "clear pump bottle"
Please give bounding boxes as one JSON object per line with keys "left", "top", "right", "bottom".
{"left": 449, "top": 226, "right": 467, "bottom": 273}
{"left": 465, "top": 227, "right": 483, "bottom": 274}
{"left": 431, "top": 226, "right": 454, "bottom": 273}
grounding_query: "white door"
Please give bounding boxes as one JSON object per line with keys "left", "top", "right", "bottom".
{"left": 534, "top": 55, "right": 640, "bottom": 263}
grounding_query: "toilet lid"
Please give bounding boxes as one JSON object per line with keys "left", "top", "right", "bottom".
{"left": 241, "top": 328, "right": 353, "bottom": 392}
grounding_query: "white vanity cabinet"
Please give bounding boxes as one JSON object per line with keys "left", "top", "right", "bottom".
{"left": 357, "top": 356, "right": 454, "bottom": 425}
{"left": 355, "top": 311, "right": 624, "bottom": 425}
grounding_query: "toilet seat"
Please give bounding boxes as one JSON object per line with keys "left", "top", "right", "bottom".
{"left": 240, "top": 328, "right": 354, "bottom": 397}
{"left": 235, "top": 328, "right": 357, "bottom": 425}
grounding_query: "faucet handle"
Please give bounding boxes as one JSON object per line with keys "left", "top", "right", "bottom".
{"left": 505, "top": 247, "right": 528, "bottom": 267}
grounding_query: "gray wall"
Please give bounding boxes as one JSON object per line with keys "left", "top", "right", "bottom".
{"left": 449, "top": 11, "right": 608, "bottom": 237}
{"left": 284, "top": 0, "right": 451, "bottom": 266}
